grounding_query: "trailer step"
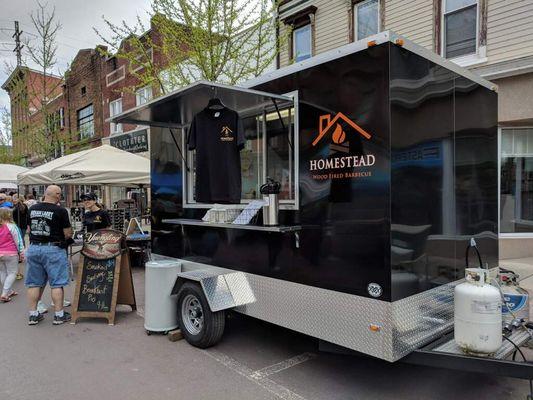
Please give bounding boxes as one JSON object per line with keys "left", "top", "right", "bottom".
{"left": 401, "top": 329, "right": 533, "bottom": 380}
{"left": 433, "top": 329, "right": 531, "bottom": 360}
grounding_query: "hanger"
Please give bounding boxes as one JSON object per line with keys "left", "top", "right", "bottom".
{"left": 206, "top": 86, "right": 225, "bottom": 110}
{"left": 206, "top": 97, "right": 225, "bottom": 110}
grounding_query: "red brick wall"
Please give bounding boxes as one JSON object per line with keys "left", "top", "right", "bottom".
{"left": 65, "top": 48, "right": 106, "bottom": 148}
{"left": 101, "top": 20, "right": 170, "bottom": 138}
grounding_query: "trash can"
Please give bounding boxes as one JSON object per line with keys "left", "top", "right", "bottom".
{"left": 144, "top": 260, "right": 181, "bottom": 334}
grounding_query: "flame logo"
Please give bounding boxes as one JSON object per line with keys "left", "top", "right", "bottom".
{"left": 332, "top": 124, "right": 346, "bottom": 144}
{"left": 313, "top": 113, "right": 372, "bottom": 146}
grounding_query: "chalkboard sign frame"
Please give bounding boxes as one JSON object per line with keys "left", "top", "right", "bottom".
{"left": 71, "top": 251, "right": 123, "bottom": 325}
{"left": 71, "top": 229, "right": 136, "bottom": 325}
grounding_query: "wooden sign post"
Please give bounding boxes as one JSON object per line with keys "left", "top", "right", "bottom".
{"left": 71, "top": 229, "right": 136, "bottom": 325}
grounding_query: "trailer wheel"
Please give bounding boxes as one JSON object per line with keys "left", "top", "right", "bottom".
{"left": 176, "top": 282, "right": 225, "bottom": 348}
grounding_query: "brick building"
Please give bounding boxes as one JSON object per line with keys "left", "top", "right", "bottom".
{"left": 1, "top": 14, "right": 172, "bottom": 166}
{"left": 1, "top": 66, "right": 65, "bottom": 165}
{"left": 100, "top": 20, "right": 169, "bottom": 158}
{"left": 65, "top": 47, "right": 107, "bottom": 150}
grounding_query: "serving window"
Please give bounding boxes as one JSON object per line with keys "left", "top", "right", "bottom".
{"left": 183, "top": 90, "right": 298, "bottom": 210}
{"left": 109, "top": 81, "right": 299, "bottom": 210}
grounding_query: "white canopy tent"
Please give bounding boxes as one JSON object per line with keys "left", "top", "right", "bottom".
{"left": 0, "top": 164, "right": 29, "bottom": 189}
{"left": 17, "top": 145, "right": 150, "bottom": 186}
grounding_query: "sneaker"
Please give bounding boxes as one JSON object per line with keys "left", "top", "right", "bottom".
{"left": 53, "top": 311, "right": 72, "bottom": 325}
{"left": 28, "top": 313, "right": 44, "bottom": 325}
{"left": 37, "top": 301, "right": 48, "bottom": 314}
{"left": 15, "top": 273, "right": 23, "bottom": 280}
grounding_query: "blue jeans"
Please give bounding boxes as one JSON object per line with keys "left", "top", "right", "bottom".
{"left": 25, "top": 244, "right": 69, "bottom": 289}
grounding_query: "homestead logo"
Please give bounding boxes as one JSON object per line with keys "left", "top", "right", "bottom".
{"left": 312, "top": 112, "right": 371, "bottom": 146}
{"left": 310, "top": 113, "right": 375, "bottom": 180}
{"left": 220, "top": 126, "right": 234, "bottom": 141}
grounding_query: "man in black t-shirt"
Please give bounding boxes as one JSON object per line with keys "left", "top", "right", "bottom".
{"left": 80, "top": 192, "right": 111, "bottom": 232}
{"left": 25, "top": 185, "right": 73, "bottom": 326}
{"left": 188, "top": 106, "right": 245, "bottom": 203}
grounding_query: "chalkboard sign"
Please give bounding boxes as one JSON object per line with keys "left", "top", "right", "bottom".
{"left": 78, "top": 257, "right": 116, "bottom": 312}
{"left": 72, "top": 229, "right": 136, "bottom": 325}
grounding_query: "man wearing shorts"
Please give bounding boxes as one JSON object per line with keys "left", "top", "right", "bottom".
{"left": 26, "top": 185, "right": 73, "bottom": 325}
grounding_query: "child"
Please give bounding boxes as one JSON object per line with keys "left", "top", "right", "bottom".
{"left": 0, "top": 208, "right": 24, "bottom": 302}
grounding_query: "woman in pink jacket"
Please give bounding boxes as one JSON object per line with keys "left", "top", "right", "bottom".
{"left": 0, "top": 208, "right": 24, "bottom": 302}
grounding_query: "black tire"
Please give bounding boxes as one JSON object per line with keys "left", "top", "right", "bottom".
{"left": 176, "top": 282, "right": 225, "bottom": 348}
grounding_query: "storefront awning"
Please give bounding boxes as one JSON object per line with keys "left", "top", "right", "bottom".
{"left": 109, "top": 80, "right": 293, "bottom": 129}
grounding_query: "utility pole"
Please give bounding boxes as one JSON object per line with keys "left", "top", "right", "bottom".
{"left": 12, "top": 21, "right": 23, "bottom": 66}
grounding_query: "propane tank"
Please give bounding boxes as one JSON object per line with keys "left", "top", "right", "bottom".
{"left": 499, "top": 269, "right": 530, "bottom": 323}
{"left": 454, "top": 268, "right": 502, "bottom": 355}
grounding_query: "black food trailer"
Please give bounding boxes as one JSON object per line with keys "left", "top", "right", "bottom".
{"left": 112, "top": 31, "right": 533, "bottom": 390}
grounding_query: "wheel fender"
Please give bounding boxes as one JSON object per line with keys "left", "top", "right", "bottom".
{"left": 171, "top": 270, "right": 256, "bottom": 312}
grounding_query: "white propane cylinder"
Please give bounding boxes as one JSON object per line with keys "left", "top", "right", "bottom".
{"left": 454, "top": 268, "right": 502, "bottom": 355}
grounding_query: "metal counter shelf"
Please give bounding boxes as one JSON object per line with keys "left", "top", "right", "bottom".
{"left": 162, "top": 218, "right": 302, "bottom": 233}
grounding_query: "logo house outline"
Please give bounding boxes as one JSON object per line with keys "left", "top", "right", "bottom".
{"left": 221, "top": 126, "right": 233, "bottom": 136}
{"left": 312, "top": 112, "right": 372, "bottom": 147}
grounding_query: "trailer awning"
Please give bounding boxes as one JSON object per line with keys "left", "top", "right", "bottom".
{"left": 110, "top": 80, "right": 293, "bottom": 129}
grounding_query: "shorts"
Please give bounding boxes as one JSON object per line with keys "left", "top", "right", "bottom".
{"left": 25, "top": 244, "right": 69, "bottom": 289}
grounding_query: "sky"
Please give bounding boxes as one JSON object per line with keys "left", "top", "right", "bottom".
{"left": 0, "top": 0, "right": 152, "bottom": 111}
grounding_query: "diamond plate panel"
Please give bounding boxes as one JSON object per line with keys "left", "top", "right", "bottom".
{"left": 391, "top": 281, "right": 459, "bottom": 360}
{"left": 176, "top": 268, "right": 256, "bottom": 311}
{"left": 223, "top": 272, "right": 256, "bottom": 306}
{"left": 178, "top": 269, "right": 224, "bottom": 281}
{"left": 234, "top": 273, "right": 393, "bottom": 361}
{"left": 201, "top": 275, "right": 235, "bottom": 312}
{"left": 172, "top": 258, "right": 467, "bottom": 362}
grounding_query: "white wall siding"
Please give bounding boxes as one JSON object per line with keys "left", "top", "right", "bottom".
{"left": 278, "top": 0, "right": 533, "bottom": 70}
{"left": 314, "top": 0, "right": 350, "bottom": 55}
{"left": 384, "top": 0, "right": 434, "bottom": 51}
{"left": 487, "top": 0, "right": 533, "bottom": 64}
{"left": 279, "top": 24, "right": 290, "bottom": 67}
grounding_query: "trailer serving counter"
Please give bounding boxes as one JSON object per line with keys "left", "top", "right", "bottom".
{"left": 112, "top": 31, "right": 532, "bottom": 387}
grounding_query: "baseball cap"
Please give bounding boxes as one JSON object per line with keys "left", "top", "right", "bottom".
{"left": 80, "top": 192, "right": 97, "bottom": 201}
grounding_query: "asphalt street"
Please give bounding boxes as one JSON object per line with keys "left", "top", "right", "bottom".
{"left": 0, "top": 264, "right": 531, "bottom": 400}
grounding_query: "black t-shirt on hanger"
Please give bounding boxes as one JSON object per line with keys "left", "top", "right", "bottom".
{"left": 187, "top": 106, "right": 245, "bottom": 203}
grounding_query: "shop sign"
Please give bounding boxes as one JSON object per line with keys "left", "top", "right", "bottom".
{"left": 309, "top": 113, "right": 376, "bottom": 180}
{"left": 110, "top": 129, "right": 148, "bottom": 153}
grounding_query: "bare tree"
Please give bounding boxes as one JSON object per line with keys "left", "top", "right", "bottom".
{"left": 4, "top": 2, "right": 72, "bottom": 164}
{"left": 24, "top": 2, "right": 67, "bottom": 161}
{"left": 95, "top": 0, "right": 287, "bottom": 96}
{"left": 0, "top": 105, "right": 16, "bottom": 164}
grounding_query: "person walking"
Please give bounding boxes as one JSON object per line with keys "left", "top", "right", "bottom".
{"left": 0, "top": 208, "right": 24, "bottom": 302}
{"left": 12, "top": 194, "right": 29, "bottom": 280}
{"left": 81, "top": 192, "right": 111, "bottom": 232}
{"left": 0, "top": 193, "right": 13, "bottom": 208}
{"left": 3, "top": 195, "right": 14, "bottom": 208}
{"left": 26, "top": 185, "right": 73, "bottom": 325}
{"left": 12, "top": 194, "right": 29, "bottom": 243}
{"left": 24, "top": 193, "right": 38, "bottom": 209}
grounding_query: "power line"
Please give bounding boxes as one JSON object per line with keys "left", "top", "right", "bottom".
{"left": 1, "top": 25, "right": 94, "bottom": 51}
